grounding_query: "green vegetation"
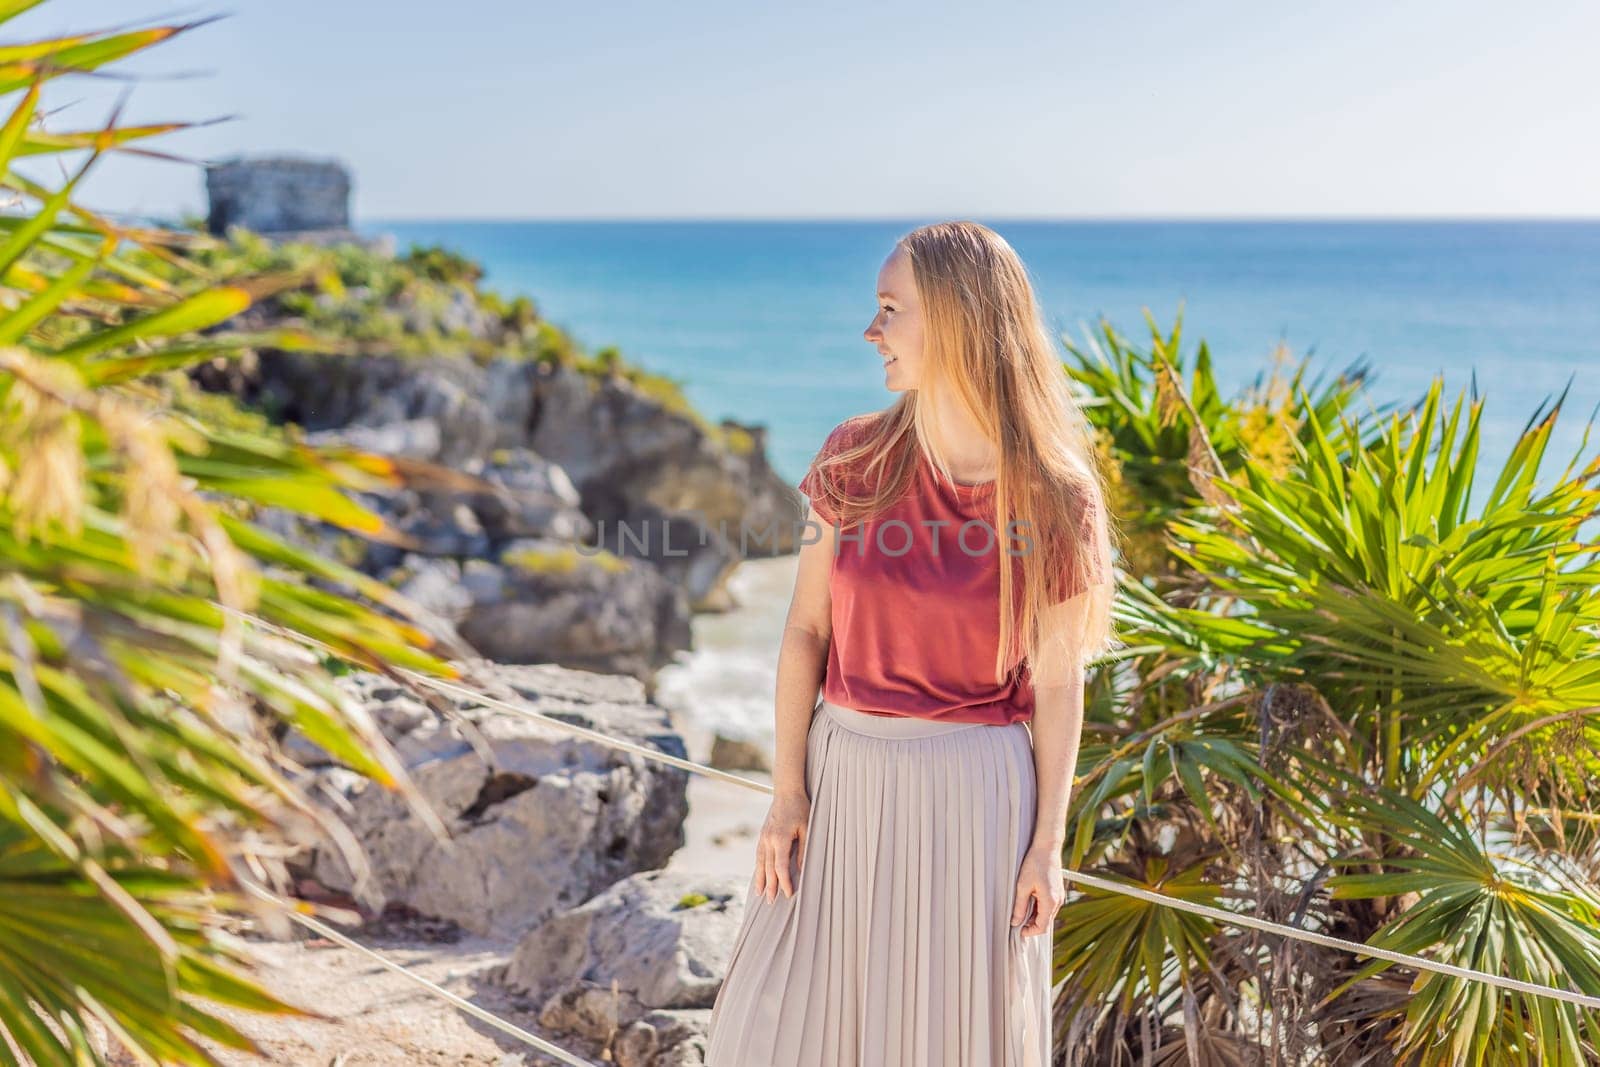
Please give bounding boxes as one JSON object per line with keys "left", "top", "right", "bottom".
{"left": 0, "top": 9, "right": 462, "bottom": 1064}
{"left": 185, "top": 230, "right": 751, "bottom": 453}
{"left": 1056, "top": 312, "right": 1600, "bottom": 1065}
{"left": 502, "top": 543, "right": 631, "bottom": 577}
{"left": 718, "top": 422, "right": 757, "bottom": 456}
{"left": 6, "top": 8, "right": 1589, "bottom": 1066}
{"left": 187, "top": 229, "right": 546, "bottom": 365}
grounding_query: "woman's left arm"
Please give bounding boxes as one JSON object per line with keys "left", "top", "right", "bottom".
{"left": 1028, "top": 677, "right": 1085, "bottom": 857}
{"left": 1010, "top": 594, "right": 1092, "bottom": 938}
{"left": 1010, "top": 677, "right": 1083, "bottom": 937}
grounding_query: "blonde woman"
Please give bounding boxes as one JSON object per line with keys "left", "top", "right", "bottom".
{"left": 705, "top": 220, "right": 1118, "bottom": 1067}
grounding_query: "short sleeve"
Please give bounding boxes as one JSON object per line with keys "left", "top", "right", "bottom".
{"left": 1031, "top": 494, "right": 1112, "bottom": 686}
{"left": 1052, "top": 492, "right": 1111, "bottom": 603}
{"left": 798, "top": 422, "right": 852, "bottom": 525}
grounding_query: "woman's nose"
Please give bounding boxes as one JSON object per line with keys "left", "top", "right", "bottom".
{"left": 864, "top": 320, "right": 881, "bottom": 342}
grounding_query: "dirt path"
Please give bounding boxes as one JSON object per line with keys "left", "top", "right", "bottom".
{"left": 85, "top": 761, "right": 770, "bottom": 1064}
{"left": 190, "top": 929, "right": 598, "bottom": 1067}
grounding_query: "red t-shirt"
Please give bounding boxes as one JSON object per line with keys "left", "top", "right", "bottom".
{"left": 798, "top": 416, "right": 1101, "bottom": 725}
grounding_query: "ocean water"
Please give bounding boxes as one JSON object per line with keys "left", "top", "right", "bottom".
{"left": 366, "top": 219, "right": 1600, "bottom": 746}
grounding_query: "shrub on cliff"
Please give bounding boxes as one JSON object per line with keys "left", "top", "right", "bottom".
{"left": 184, "top": 229, "right": 750, "bottom": 451}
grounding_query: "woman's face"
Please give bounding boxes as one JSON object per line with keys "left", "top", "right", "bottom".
{"left": 863, "top": 245, "right": 924, "bottom": 392}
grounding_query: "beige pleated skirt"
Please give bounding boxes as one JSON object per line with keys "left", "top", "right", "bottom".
{"left": 705, "top": 698, "right": 1053, "bottom": 1067}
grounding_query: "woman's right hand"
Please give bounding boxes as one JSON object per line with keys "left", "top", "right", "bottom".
{"left": 755, "top": 790, "right": 811, "bottom": 901}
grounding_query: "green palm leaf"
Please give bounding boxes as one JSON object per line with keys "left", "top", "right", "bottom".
{"left": 0, "top": 8, "right": 464, "bottom": 1061}
{"left": 1325, "top": 789, "right": 1600, "bottom": 1066}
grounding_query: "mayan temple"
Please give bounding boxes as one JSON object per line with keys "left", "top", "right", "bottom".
{"left": 204, "top": 155, "right": 354, "bottom": 238}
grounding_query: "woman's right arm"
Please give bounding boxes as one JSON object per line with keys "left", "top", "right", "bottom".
{"left": 754, "top": 504, "right": 835, "bottom": 900}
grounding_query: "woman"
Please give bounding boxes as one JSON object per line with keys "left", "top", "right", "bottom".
{"left": 705, "top": 220, "right": 1118, "bottom": 1067}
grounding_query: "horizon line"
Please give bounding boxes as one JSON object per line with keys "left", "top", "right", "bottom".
{"left": 356, "top": 213, "right": 1600, "bottom": 226}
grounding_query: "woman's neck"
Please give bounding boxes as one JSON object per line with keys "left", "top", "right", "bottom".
{"left": 928, "top": 400, "right": 998, "bottom": 484}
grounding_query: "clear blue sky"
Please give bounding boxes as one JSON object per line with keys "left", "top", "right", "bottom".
{"left": 11, "top": 1, "right": 1598, "bottom": 221}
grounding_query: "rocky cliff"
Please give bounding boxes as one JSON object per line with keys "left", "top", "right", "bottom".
{"left": 191, "top": 234, "right": 807, "bottom": 689}
{"left": 280, "top": 660, "right": 744, "bottom": 1066}
{"left": 192, "top": 231, "right": 790, "bottom": 1065}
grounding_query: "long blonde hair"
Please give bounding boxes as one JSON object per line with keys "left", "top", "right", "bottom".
{"left": 806, "top": 220, "right": 1120, "bottom": 685}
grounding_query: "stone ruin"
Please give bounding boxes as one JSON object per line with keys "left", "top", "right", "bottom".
{"left": 205, "top": 155, "right": 353, "bottom": 238}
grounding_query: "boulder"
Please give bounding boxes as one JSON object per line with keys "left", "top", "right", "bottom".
{"left": 501, "top": 868, "right": 748, "bottom": 1064}
{"left": 388, "top": 555, "right": 473, "bottom": 620}
{"left": 456, "top": 537, "right": 692, "bottom": 684}
{"left": 304, "top": 416, "right": 441, "bottom": 460}
{"left": 451, "top": 447, "right": 592, "bottom": 544}
{"left": 302, "top": 662, "right": 691, "bottom": 939}
{"left": 614, "top": 1010, "right": 710, "bottom": 1067}
{"left": 525, "top": 363, "right": 802, "bottom": 562}
{"left": 199, "top": 350, "right": 803, "bottom": 562}
{"left": 191, "top": 314, "right": 808, "bottom": 676}
{"left": 709, "top": 734, "right": 771, "bottom": 773}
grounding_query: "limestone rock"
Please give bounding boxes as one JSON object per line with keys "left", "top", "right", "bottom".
{"left": 204, "top": 350, "right": 802, "bottom": 563}
{"left": 614, "top": 1010, "right": 710, "bottom": 1067}
{"left": 305, "top": 417, "right": 441, "bottom": 460}
{"left": 504, "top": 868, "right": 746, "bottom": 1010}
{"left": 708, "top": 734, "right": 771, "bottom": 773}
{"left": 457, "top": 537, "right": 692, "bottom": 683}
{"left": 389, "top": 555, "right": 473, "bottom": 620}
{"left": 501, "top": 868, "right": 745, "bottom": 1064}
{"left": 303, "top": 662, "right": 691, "bottom": 940}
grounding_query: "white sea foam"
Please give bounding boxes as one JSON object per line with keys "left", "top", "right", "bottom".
{"left": 654, "top": 554, "right": 800, "bottom": 760}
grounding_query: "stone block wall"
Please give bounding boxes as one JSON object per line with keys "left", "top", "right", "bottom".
{"left": 205, "top": 156, "right": 351, "bottom": 235}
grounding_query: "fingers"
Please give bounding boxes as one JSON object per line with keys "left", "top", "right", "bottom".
{"left": 1019, "top": 888, "right": 1064, "bottom": 937}
{"left": 761, "top": 837, "right": 785, "bottom": 900}
{"left": 776, "top": 826, "right": 805, "bottom": 898}
{"left": 778, "top": 825, "right": 806, "bottom": 898}
{"left": 775, "top": 844, "right": 794, "bottom": 899}
{"left": 752, "top": 826, "right": 806, "bottom": 902}
{"left": 1015, "top": 891, "right": 1038, "bottom": 934}
{"left": 1020, "top": 896, "right": 1044, "bottom": 936}
{"left": 755, "top": 837, "right": 778, "bottom": 901}
{"left": 763, "top": 839, "right": 780, "bottom": 901}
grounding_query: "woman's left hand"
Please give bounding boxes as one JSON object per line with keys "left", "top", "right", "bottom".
{"left": 1010, "top": 844, "right": 1065, "bottom": 938}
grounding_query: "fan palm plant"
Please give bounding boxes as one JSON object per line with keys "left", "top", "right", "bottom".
{"left": 1055, "top": 316, "right": 1600, "bottom": 1065}
{"left": 0, "top": 6, "right": 462, "bottom": 1063}
{"left": 1062, "top": 310, "right": 1376, "bottom": 579}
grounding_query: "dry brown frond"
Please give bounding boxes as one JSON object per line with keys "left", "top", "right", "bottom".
{"left": 0, "top": 347, "right": 86, "bottom": 540}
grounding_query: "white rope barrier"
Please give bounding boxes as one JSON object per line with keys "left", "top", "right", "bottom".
{"left": 1044, "top": 872, "right": 1600, "bottom": 1010}
{"left": 226, "top": 608, "right": 1600, "bottom": 1018}
{"left": 394, "top": 668, "right": 1600, "bottom": 1012}
{"left": 239, "top": 881, "right": 603, "bottom": 1067}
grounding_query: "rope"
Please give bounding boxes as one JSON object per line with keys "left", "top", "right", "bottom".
{"left": 396, "top": 669, "right": 1600, "bottom": 1012}
{"left": 227, "top": 608, "right": 1600, "bottom": 1014}
{"left": 239, "top": 881, "right": 603, "bottom": 1066}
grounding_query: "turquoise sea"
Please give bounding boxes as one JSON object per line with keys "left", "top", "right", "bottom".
{"left": 363, "top": 219, "right": 1600, "bottom": 744}
{"left": 369, "top": 220, "right": 1600, "bottom": 490}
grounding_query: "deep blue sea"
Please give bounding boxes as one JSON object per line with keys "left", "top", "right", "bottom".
{"left": 360, "top": 220, "right": 1600, "bottom": 743}
{"left": 368, "top": 220, "right": 1600, "bottom": 492}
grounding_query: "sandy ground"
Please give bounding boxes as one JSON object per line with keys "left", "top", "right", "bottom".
{"left": 189, "top": 932, "right": 566, "bottom": 1067}
{"left": 95, "top": 769, "right": 774, "bottom": 1065}
{"left": 663, "top": 759, "right": 771, "bottom": 882}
